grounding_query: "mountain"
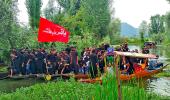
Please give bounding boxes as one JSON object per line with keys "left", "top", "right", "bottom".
{"left": 120, "top": 22, "right": 139, "bottom": 37}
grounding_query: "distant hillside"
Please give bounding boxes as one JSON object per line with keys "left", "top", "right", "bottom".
{"left": 121, "top": 23, "right": 139, "bottom": 37}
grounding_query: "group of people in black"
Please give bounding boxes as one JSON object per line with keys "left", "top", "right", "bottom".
{"left": 10, "top": 44, "right": 110, "bottom": 78}
{"left": 10, "top": 43, "right": 151, "bottom": 78}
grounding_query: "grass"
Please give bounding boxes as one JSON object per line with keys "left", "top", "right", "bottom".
{"left": 0, "top": 74, "right": 169, "bottom": 100}
{"left": 0, "top": 66, "right": 8, "bottom": 72}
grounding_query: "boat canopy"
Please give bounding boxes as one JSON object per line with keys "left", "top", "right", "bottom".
{"left": 114, "top": 51, "right": 157, "bottom": 59}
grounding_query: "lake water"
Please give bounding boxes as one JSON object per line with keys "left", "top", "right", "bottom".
{"left": 128, "top": 45, "right": 170, "bottom": 96}
{"left": 0, "top": 45, "right": 170, "bottom": 97}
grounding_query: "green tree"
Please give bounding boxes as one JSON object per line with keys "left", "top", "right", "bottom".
{"left": 149, "top": 14, "right": 165, "bottom": 34}
{"left": 44, "top": 0, "right": 59, "bottom": 21}
{"left": 149, "top": 15, "right": 165, "bottom": 43}
{"left": 165, "top": 12, "right": 170, "bottom": 40}
{"left": 57, "top": 0, "right": 81, "bottom": 15}
{"left": 0, "top": 0, "right": 18, "bottom": 49}
{"left": 26, "top": 0, "right": 42, "bottom": 29}
{"left": 108, "top": 18, "right": 121, "bottom": 44}
{"left": 139, "top": 21, "right": 148, "bottom": 42}
{"left": 81, "top": 0, "right": 111, "bottom": 39}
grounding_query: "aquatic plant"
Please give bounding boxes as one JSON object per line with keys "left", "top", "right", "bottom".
{"left": 0, "top": 75, "right": 169, "bottom": 100}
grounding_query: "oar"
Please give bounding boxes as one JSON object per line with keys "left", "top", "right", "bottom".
{"left": 163, "top": 63, "right": 170, "bottom": 68}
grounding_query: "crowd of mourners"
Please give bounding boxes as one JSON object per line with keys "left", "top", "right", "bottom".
{"left": 10, "top": 43, "right": 157, "bottom": 78}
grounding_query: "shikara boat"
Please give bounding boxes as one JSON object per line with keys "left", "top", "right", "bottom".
{"left": 78, "top": 51, "right": 167, "bottom": 83}
{"left": 144, "top": 41, "right": 156, "bottom": 49}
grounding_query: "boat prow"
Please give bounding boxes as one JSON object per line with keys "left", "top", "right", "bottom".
{"left": 119, "top": 65, "right": 166, "bottom": 81}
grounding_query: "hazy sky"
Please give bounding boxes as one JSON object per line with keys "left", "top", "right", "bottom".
{"left": 114, "top": 0, "right": 170, "bottom": 27}
{"left": 18, "top": 0, "right": 170, "bottom": 27}
{"left": 18, "top": 0, "right": 49, "bottom": 25}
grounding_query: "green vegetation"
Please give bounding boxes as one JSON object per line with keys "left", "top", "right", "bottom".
{"left": 156, "top": 72, "right": 170, "bottom": 77}
{"left": 0, "top": 0, "right": 119, "bottom": 62}
{"left": 26, "top": 0, "right": 42, "bottom": 29}
{"left": 0, "top": 75, "right": 168, "bottom": 100}
{"left": 0, "top": 67, "right": 8, "bottom": 72}
{"left": 139, "top": 21, "right": 148, "bottom": 43}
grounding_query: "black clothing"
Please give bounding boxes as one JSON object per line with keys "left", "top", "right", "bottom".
{"left": 126, "top": 57, "right": 134, "bottom": 75}
{"left": 89, "top": 53, "right": 98, "bottom": 78}
{"left": 70, "top": 51, "right": 78, "bottom": 74}
{"left": 99, "top": 58, "right": 105, "bottom": 74}
{"left": 65, "top": 47, "right": 71, "bottom": 54}
{"left": 70, "top": 51, "right": 78, "bottom": 64}
{"left": 29, "top": 54, "right": 36, "bottom": 74}
{"left": 62, "top": 67, "right": 71, "bottom": 74}
{"left": 35, "top": 52, "right": 44, "bottom": 74}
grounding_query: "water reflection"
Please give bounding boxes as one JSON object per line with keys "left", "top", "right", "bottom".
{"left": 128, "top": 45, "right": 170, "bottom": 96}
{"left": 147, "top": 78, "right": 170, "bottom": 96}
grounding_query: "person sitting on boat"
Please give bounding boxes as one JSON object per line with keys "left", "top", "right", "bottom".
{"left": 120, "top": 56, "right": 131, "bottom": 74}
{"left": 61, "top": 62, "right": 71, "bottom": 74}
{"left": 126, "top": 57, "right": 135, "bottom": 75}
{"left": 138, "top": 58, "right": 148, "bottom": 69}
{"left": 122, "top": 43, "right": 129, "bottom": 52}
{"left": 148, "top": 56, "right": 163, "bottom": 70}
{"left": 142, "top": 47, "right": 149, "bottom": 54}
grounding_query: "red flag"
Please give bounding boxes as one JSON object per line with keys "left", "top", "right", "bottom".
{"left": 38, "top": 17, "right": 70, "bottom": 43}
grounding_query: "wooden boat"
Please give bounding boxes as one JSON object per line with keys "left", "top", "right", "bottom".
{"left": 120, "top": 65, "right": 165, "bottom": 81}
{"left": 0, "top": 65, "right": 165, "bottom": 82}
{"left": 78, "top": 51, "right": 167, "bottom": 83}
{"left": 77, "top": 66, "right": 166, "bottom": 83}
{"left": 0, "top": 52, "right": 166, "bottom": 83}
{"left": 144, "top": 41, "right": 156, "bottom": 49}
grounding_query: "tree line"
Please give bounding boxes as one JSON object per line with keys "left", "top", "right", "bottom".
{"left": 0, "top": 0, "right": 121, "bottom": 48}
{"left": 0, "top": 0, "right": 121, "bottom": 62}
{"left": 139, "top": 0, "right": 170, "bottom": 44}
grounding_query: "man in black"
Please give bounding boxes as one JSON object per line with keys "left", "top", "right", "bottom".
{"left": 65, "top": 45, "right": 71, "bottom": 55}
{"left": 122, "top": 43, "right": 129, "bottom": 52}
{"left": 22, "top": 50, "right": 30, "bottom": 75}
{"left": 142, "top": 47, "right": 149, "bottom": 54}
{"left": 89, "top": 49, "right": 98, "bottom": 78}
{"left": 35, "top": 49, "right": 44, "bottom": 74}
{"left": 29, "top": 51, "right": 36, "bottom": 74}
{"left": 46, "top": 49, "right": 58, "bottom": 74}
{"left": 70, "top": 47, "right": 79, "bottom": 74}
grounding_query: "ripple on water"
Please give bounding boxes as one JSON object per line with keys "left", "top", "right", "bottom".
{"left": 147, "top": 78, "right": 170, "bottom": 96}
